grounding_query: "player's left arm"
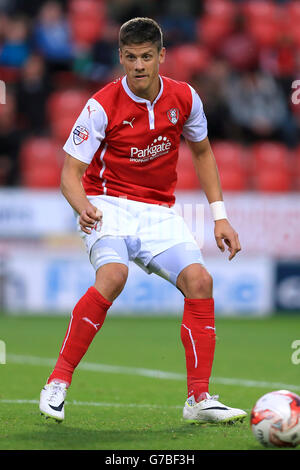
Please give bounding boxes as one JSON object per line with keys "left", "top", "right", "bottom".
{"left": 186, "top": 136, "right": 241, "bottom": 261}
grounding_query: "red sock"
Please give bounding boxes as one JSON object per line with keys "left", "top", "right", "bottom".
{"left": 48, "top": 287, "right": 112, "bottom": 386}
{"left": 181, "top": 298, "right": 216, "bottom": 402}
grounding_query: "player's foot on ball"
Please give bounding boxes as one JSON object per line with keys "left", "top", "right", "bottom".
{"left": 39, "top": 381, "right": 67, "bottom": 422}
{"left": 183, "top": 392, "right": 247, "bottom": 424}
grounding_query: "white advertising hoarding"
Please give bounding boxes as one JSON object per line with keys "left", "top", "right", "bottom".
{"left": 0, "top": 189, "right": 299, "bottom": 257}
{"left": 0, "top": 248, "right": 273, "bottom": 316}
{"left": 175, "top": 191, "right": 300, "bottom": 257}
{"left": 0, "top": 189, "right": 76, "bottom": 237}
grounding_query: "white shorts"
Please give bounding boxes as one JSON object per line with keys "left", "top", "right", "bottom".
{"left": 77, "top": 195, "right": 202, "bottom": 270}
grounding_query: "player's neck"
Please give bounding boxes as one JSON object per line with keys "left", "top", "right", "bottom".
{"left": 126, "top": 76, "right": 161, "bottom": 104}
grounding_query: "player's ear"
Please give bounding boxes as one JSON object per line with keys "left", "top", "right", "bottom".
{"left": 119, "top": 48, "right": 123, "bottom": 65}
{"left": 159, "top": 47, "right": 166, "bottom": 65}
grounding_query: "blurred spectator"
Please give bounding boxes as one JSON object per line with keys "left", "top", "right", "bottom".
{"left": 219, "top": 13, "right": 259, "bottom": 72}
{"left": 0, "top": 15, "right": 30, "bottom": 67}
{"left": 0, "top": 90, "right": 22, "bottom": 185}
{"left": 90, "top": 23, "right": 119, "bottom": 80}
{"left": 0, "top": 0, "right": 17, "bottom": 15}
{"left": 16, "top": 54, "right": 52, "bottom": 135}
{"left": 12, "top": 0, "right": 60, "bottom": 17}
{"left": 158, "top": 0, "right": 201, "bottom": 47}
{"left": 224, "top": 68, "right": 299, "bottom": 148}
{"left": 260, "top": 34, "right": 297, "bottom": 103}
{"left": 107, "top": 0, "right": 158, "bottom": 25}
{"left": 33, "top": 1, "right": 74, "bottom": 72}
{"left": 73, "top": 22, "right": 119, "bottom": 83}
{"left": 0, "top": 13, "right": 9, "bottom": 43}
{"left": 191, "top": 59, "right": 234, "bottom": 141}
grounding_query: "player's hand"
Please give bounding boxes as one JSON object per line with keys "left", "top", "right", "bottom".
{"left": 79, "top": 205, "right": 102, "bottom": 234}
{"left": 214, "top": 219, "right": 241, "bottom": 261}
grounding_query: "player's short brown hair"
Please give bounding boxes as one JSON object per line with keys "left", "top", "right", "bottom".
{"left": 119, "top": 17, "right": 163, "bottom": 51}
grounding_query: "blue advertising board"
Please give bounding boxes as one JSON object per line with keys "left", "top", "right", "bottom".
{"left": 275, "top": 261, "right": 300, "bottom": 312}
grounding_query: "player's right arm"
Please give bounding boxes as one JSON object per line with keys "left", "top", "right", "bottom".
{"left": 61, "top": 97, "right": 108, "bottom": 234}
{"left": 61, "top": 153, "right": 102, "bottom": 234}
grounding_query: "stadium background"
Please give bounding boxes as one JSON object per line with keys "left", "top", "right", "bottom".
{"left": 0, "top": 0, "right": 299, "bottom": 317}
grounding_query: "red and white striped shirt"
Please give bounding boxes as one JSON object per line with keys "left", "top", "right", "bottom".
{"left": 63, "top": 75, "right": 207, "bottom": 206}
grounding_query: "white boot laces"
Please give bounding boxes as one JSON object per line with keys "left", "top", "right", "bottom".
{"left": 48, "top": 382, "right": 64, "bottom": 402}
{"left": 203, "top": 394, "right": 219, "bottom": 403}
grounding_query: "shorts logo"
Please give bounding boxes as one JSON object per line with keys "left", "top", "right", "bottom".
{"left": 73, "top": 125, "right": 89, "bottom": 145}
{"left": 167, "top": 108, "right": 179, "bottom": 125}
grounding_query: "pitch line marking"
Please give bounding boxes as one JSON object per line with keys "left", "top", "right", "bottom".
{"left": 0, "top": 399, "right": 182, "bottom": 409}
{"left": 6, "top": 353, "right": 300, "bottom": 392}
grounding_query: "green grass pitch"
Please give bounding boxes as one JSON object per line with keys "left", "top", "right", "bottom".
{"left": 0, "top": 313, "right": 299, "bottom": 451}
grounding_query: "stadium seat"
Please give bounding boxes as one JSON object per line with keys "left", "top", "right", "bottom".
{"left": 219, "top": 168, "right": 247, "bottom": 191}
{"left": 250, "top": 142, "right": 291, "bottom": 173}
{"left": 171, "top": 45, "right": 210, "bottom": 82}
{"left": 20, "top": 137, "right": 63, "bottom": 188}
{"left": 176, "top": 141, "right": 200, "bottom": 190}
{"left": 247, "top": 19, "right": 279, "bottom": 48}
{"left": 197, "top": 15, "right": 233, "bottom": 51}
{"left": 289, "top": 22, "right": 300, "bottom": 47}
{"left": 177, "top": 140, "right": 248, "bottom": 191}
{"left": 0, "top": 66, "right": 19, "bottom": 84}
{"left": 242, "top": 0, "right": 278, "bottom": 21}
{"left": 47, "top": 89, "right": 89, "bottom": 121}
{"left": 220, "top": 33, "right": 258, "bottom": 71}
{"left": 211, "top": 141, "right": 248, "bottom": 190}
{"left": 253, "top": 169, "right": 292, "bottom": 192}
{"left": 50, "top": 115, "right": 77, "bottom": 143}
{"left": 250, "top": 142, "right": 292, "bottom": 192}
{"left": 293, "top": 145, "right": 300, "bottom": 190}
{"left": 70, "top": 16, "right": 102, "bottom": 46}
{"left": 211, "top": 141, "right": 247, "bottom": 169}
{"left": 203, "top": 0, "right": 237, "bottom": 19}
{"left": 158, "top": 50, "right": 178, "bottom": 80}
{"left": 287, "top": 0, "right": 300, "bottom": 20}
{"left": 69, "top": 0, "right": 106, "bottom": 45}
{"left": 47, "top": 89, "right": 89, "bottom": 142}
{"left": 69, "top": 0, "right": 103, "bottom": 16}
{"left": 276, "top": 4, "right": 300, "bottom": 47}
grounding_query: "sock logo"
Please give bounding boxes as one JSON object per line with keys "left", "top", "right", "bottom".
{"left": 83, "top": 317, "right": 101, "bottom": 331}
{"left": 204, "top": 326, "right": 216, "bottom": 331}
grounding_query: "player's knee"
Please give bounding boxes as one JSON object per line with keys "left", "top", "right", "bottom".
{"left": 190, "top": 271, "right": 213, "bottom": 298}
{"left": 95, "top": 263, "right": 128, "bottom": 301}
{"left": 178, "top": 266, "right": 213, "bottom": 299}
{"left": 109, "top": 266, "right": 128, "bottom": 291}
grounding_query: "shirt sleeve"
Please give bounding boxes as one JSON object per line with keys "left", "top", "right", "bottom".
{"left": 182, "top": 85, "right": 208, "bottom": 142}
{"left": 63, "top": 97, "right": 108, "bottom": 164}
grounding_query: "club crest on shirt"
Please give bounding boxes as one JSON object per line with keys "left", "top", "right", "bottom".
{"left": 167, "top": 108, "right": 179, "bottom": 125}
{"left": 73, "top": 125, "right": 89, "bottom": 145}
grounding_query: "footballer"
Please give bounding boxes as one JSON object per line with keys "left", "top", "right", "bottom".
{"left": 39, "top": 17, "right": 246, "bottom": 424}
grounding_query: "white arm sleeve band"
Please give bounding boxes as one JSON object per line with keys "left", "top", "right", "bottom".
{"left": 63, "top": 98, "right": 108, "bottom": 164}
{"left": 182, "top": 85, "right": 208, "bottom": 142}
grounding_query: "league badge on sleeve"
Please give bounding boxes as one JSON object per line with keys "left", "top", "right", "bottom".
{"left": 73, "top": 125, "right": 89, "bottom": 145}
{"left": 167, "top": 108, "right": 179, "bottom": 125}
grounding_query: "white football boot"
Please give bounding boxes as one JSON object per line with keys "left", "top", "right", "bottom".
{"left": 39, "top": 381, "right": 67, "bottom": 422}
{"left": 183, "top": 393, "right": 247, "bottom": 424}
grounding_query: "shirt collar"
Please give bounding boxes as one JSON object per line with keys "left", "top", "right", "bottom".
{"left": 121, "top": 75, "right": 164, "bottom": 105}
